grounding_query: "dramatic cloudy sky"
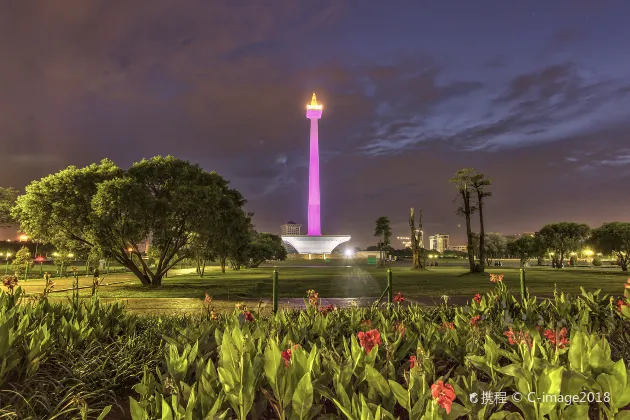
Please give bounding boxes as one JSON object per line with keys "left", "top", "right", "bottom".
{"left": 1, "top": 0, "right": 629, "bottom": 247}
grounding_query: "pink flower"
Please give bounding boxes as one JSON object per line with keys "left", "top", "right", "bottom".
{"left": 470, "top": 315, "right": 481, "bottom": 327}
{"left": 473, "top": 293, "right": 482, "bottom": 304}
{"left": 393, "top": 292, "right": 405, "bottom": 303}
{"left": 204, "top": 293, "right": 212, "bottom": 304}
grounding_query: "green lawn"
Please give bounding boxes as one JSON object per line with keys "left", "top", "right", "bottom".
{"left": 10, "top": 261, "right": 628, "bottom": 301}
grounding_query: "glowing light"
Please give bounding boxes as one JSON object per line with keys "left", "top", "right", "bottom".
{"left": 52, "top": 252, "right": 59, "bottom": 257}
{"left": 18, "top": 234, "right": 28, "bottom": 242}
{"left": 345, "top": 249, "right": 352, "bottom": 257}
{"left": 36, "top": 256, "right": 44, "bottom": 262}
{"left": 584, "top": 249, "right": 594, "bottom": 257}
{"left": 127, "top": 247, "right": 133, "bottom": 252}
{"left": 306, "top": 92, "right": 322, "bottom": 236}
{"left": 306, "top": 92, "right": 323, "bottom": 110}
{"left": 68, "top": 253, "right": 74, "bottom": 258}
{"left": 6, "top": 253, "right": 11, "bottom": 258}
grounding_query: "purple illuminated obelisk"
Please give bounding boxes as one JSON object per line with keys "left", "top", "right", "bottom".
{"left": 306, "top": 92, "right": 323, "bottom": 236}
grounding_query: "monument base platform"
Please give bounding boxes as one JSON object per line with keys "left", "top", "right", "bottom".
{"left": 281, "top": 235, "right": 351, "bottom": 255}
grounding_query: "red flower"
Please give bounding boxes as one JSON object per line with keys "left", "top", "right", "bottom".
{"left": 361, "top": 319, "right": 373, "bottom": 328}
{"left": 281, "top": 349, "right": 292, "bottom": 367}
{"left": 280, "top": 344, "right": 300, "bottom": 368}
{"left": 431, "top": 380, "right": 456, "bottom": 414}
{"left": 617, "top": 299, "right": 628, "bottom": 313}
{"left": 204, "top": 293, "right": 212, "bottom": 304}
{"left": 544, "top": 328, "right": 569, "bottom": 348}
{"left": 306, "top": 289, "right": 319, "bottom": 308}
{"left": 441, "top": 321, "right": 454, "bottom": 331}
{"left": 393, "top": 322, "right": 406, "bottom": 337}
{"left": 320, "top": 304, "right": 335, "bottom": 316}
{"left": 470, "top": 315, "right": 481, "bottom": 327}
{"left": 504, "top": 328, "right": 532, "bottom": 348}
{"left": 473, "top": 293, "right": 482, "bottom": 304}
{"left": 243, "top": 311, "right": 255, "bottom": 323}
{"left": 393, "top": 292, "right": 405, "bottom": 303}
{"left": 409, "top": 355, "right": 417, "bottom": 369}
{"left": 489, "top": 273, "right": 504, "bottom": 283}
{"left": 2, "top": 275, "right": 18, "bottom": 291}
{"left": 357, "top": 329, "right": 382, "bottom": 354}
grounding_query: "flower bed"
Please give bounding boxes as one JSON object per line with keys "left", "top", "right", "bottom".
{"left": 1, "top": 275, "right": 630, "bottom": 419}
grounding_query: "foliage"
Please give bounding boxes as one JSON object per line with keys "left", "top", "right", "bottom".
{"left": 591, "top": 222, "right": 630, "bottom": 272}
{"left": 5, "top": 272, "right": 630, "bottom": 419}
{"left": 0, "top": 186, "right": 18, "bottom": 228}
{"left": 483, "top": 233, "right": 507, "bottom": 266}
{"left": 248, "top": 232, "right": 288, "bottom": 268}
{"left": 507, "top": 235, "right": 537, "bottom": 267}
{"left": 374, "top": 217, "right": 392, "bottom": 266}
{"left": 11, "top": 246, "right": 33, "bottom": 276}
{"left": 12, "top": 156, "right": 247, "bottom": 287}
{"left": 537, "top": 223, "right": 591, "bottom": 269}
{"left": 593, "top": 257, "right": 603, "bottom": 267}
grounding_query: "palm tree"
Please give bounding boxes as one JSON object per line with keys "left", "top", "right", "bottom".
{"left": 470, "top": 172, "right": 492, "bottom": 272}
{"left": 450, "top": 169, "right": 477, "bottom": 273}
{"left": 374, "top": 216, "right": 392, "bottom": 266}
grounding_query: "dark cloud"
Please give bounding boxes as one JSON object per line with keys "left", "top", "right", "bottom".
{"left": 1, "top": 1, "right": 630, "bottom": 246}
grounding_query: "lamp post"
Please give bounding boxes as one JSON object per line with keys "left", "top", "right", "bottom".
{"left": 345, "top": 249, "right": 352, "bottom": 265}
{"left": 127, "top": 247, "right": 133, "bottom": 272}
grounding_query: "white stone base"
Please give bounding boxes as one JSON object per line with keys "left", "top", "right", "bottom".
{"left": 281, "top": 235, "right": 351, "bottom": 254}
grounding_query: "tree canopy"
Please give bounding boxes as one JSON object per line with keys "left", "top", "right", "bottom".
{"left": 536, "top": 222, "right": 590, "bottom": 269}
{"left": 12, "top": 156, "right": 248, "bottom": 286}
{"left": 0, "top": 187, "right": 19, "bottom": 228}
{"left": 590, "top": 222, "right": 630, "bottom": 271}
{"left": 248, "top": 232, "right": 287, "bottom": 268}
{"left": 507, "top": 235, "right": 537, "bottom": 267}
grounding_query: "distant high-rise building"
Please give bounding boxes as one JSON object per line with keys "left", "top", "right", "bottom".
{"left": 428, "top": 234, "right": 450, "bottom": 253}
{"left": 281, "top": 221, "right": 302, "bottom": 236}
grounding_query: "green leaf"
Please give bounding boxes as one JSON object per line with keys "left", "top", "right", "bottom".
{"left": 388, "top": 380, "right": 410, "bottom": 411}
{"left": 615, "top": 411, "right": 630, "bottom": 420}
{"left": 161, "top": 398, "right": 174, "bottom": 420}
{"left": 365, "top": 365, "right": 390, "bottom": 399}
{"left": 444, "top": 402, "right": 470, "bottom": 420}
{"left": 568, "top": 331, "right": 587, "bottom": 373}
{"left": 537, "top": 365, "right": 564, "bottom": 417}
{"left": 292, "top": 373, "right": 314, "bottom": 420}
{"left": 129, "top": 397, "right": 147, "bottom": 420}
{"left": 96, "top": 405, "right": 112, "bottom": 420}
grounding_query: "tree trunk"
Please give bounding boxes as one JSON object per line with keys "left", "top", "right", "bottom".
{"left": 463, "top": 191, "right": 475, "bottom": 273}
{"left": 220, "top": 257, "right": 226, "bottom": 273}
{"left": 478, "top": 200, "right": 486, "bottom": 272}
{"left": 201, "top": 262, "right": 206, "bottom": 277}
{"left": 151, "top": 274, "right": 162, "bottom": 287}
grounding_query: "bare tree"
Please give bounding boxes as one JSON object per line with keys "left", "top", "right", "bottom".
{"left": 409, "top": 208, "right": 425, "bottom": 269}
{"left": 471, "top": 172, "right": 492, "bottom": 271}
{"left": 450, "top": 169, "right": 478, "bottom": 273}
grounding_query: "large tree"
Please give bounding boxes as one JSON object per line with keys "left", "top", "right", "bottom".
{"left": 374, "top": 216, "right": 392, "bottom": 266}
{"left": 450, "top": 169, "right": 478, "bottom": 272}
{"left": 471, "top": 172, "right": 492, "bottom": 270}
{"left": 0, "top": 187, "right": 18, "bottom": 228}
{"left": 507, "top": 235, "right": 537, "bottom": 267}
{"left": 12, "top": 156, "right": 244, "bottom": 286}
{"left": 483, "top": 233, "right": 507, "bottom": 266}
{"left": 536, "top": 222, "right": 590, "bottom": 269}
{"left": 409, "top": 207, "right": 425, "bottom": 269}
{"left": 247, "top": 232, "right": 287, "bottom": 268}
{"left": 590, "top": 222, "right": 630, "bottom": 271}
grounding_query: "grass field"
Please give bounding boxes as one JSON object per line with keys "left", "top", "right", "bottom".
{"left": 5, "top": 260, "right": 628, "bottom": 314}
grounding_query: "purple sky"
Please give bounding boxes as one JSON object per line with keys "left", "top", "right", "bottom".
{"left": 1, "top": 1, "right": 629, "bottom": 247}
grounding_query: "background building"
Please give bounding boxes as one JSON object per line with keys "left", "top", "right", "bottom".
{"left": 449, "top": 245, "right": 467, "bottom": 252}
{"left": 281, "top": 222, "right": 302, "bottom": 236}
{"left": 397, "top": 230, "right": 423, "bottom": 249}
{"left": 428, "top": 234, "right": 449, "bottom": 253}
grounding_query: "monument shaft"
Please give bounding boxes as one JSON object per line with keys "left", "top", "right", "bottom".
{"left": 308, "top": 115, "right": 321, "bottom": 235}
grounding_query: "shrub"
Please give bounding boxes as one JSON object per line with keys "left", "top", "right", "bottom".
{"left": 592, "top": 257, "right": 603, "bottom": 267}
